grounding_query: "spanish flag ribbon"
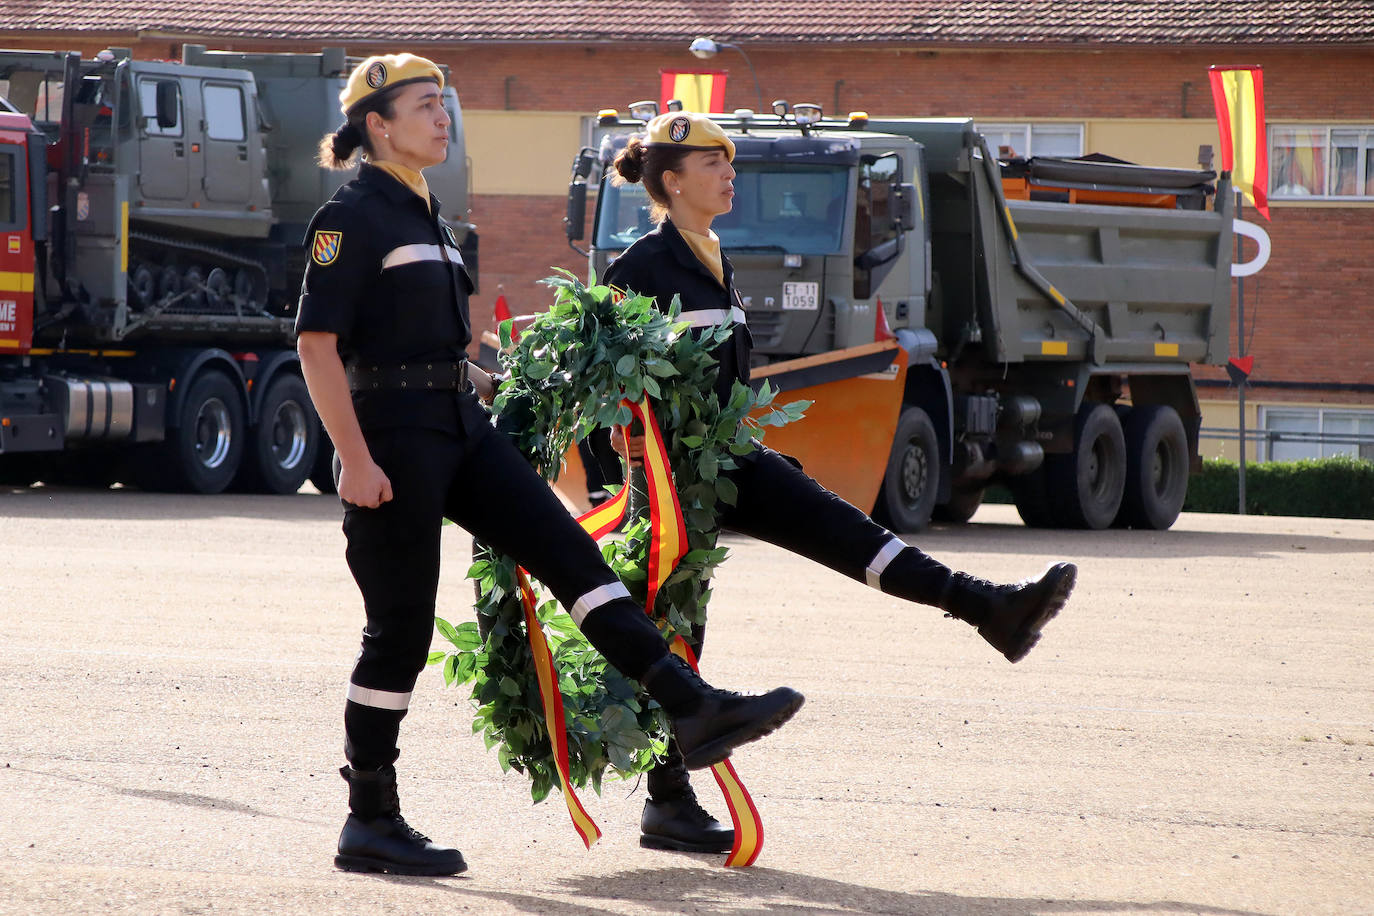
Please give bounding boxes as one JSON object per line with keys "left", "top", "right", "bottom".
{"left": 618, "top": 398, "right": 689, "bottom": 615}
{"left": 670, "top": 638, "right": 765, "bottom": 867}
{"left": 1208, "top": 65, "right": 1270, "bottom": 220}
{"left": 515, "top": 568, "right": 602, "bottom": 849}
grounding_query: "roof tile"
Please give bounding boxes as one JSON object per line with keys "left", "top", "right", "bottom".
{"left": 2, "top": 1, "right": 1371, "bottom": 45}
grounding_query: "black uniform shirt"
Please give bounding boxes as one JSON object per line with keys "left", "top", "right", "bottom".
{"left": 603, "top": 218, "right": 752, "bottom": 408}
{"left": 297, "top": 162, "right": 475, "bottom": 432}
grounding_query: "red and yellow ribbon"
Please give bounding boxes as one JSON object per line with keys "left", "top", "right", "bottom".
{"left": 518, "top": 395, "right": 764, "bottom": 864}
{"left": 515, "top": 568, "right": 603, "bottom": 849}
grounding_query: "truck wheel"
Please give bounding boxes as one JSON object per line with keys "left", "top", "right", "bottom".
{"left": 933, "top": 485, "right": 985, "bottom": 524}
{"left": 149, "top": 370, "right": 245, "bottom": 494}
{"left": 238, "top": 373, "right": 318, "bottom": 494}
{"left": 874, "top": 406, "right": 939, "bottom": 533}
{"left": 1117, "top": 404, "right": 1189, "bottom": 530}
{"left": 1046, "top": 402, "right": 1126, "bottom": 530}
{"left": 1010, "top": 465, "right": 1058, "bottom": 528}
{"left": 309, "top": 422, "right": 338, "bottom": 495}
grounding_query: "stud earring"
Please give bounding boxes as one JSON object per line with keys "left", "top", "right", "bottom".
{"left": 674, "top": 189, "right": 681, "bottom": 194}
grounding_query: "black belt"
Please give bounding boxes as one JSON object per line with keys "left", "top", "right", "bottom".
{"left": 346, "top": 361, "right": 470, "bottom": 391}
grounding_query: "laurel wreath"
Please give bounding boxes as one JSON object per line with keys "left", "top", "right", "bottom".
{"left": 428, "top": 273, "right": 808, "bottom": 803}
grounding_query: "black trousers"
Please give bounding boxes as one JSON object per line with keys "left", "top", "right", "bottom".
{"left": 339, "top": 393, "right": 669, "bottom": 770}
{"left": 629, "top": 445, "right": 954, "bottom": 665}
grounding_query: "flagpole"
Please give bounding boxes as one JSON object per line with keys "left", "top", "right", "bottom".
{"left": 1235, "top": 189, "right": 1247, "bottom": 516}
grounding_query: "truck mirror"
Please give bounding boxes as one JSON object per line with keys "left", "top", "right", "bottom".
{"left": 856, "top": 236, "right": 901, "bottom": 270}
{"left": 894, "top": 182, "right": 918, "bottom": 231}
{"left": 564, "top": 182, "right": 588, "bottom": 241}
{"left": 155, "top": 80, "right": 179, "bottom": 130}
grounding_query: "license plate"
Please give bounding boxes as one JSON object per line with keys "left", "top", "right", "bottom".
{"left": 782, "top": 281, "right": 819, "bottom": 311}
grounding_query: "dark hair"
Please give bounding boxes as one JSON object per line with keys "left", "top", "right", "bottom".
{"left": 316, "top": 89, "right": 403, "bottom": 170}
{"left": 611, "top": 136, "right": 692, "bottom": 223}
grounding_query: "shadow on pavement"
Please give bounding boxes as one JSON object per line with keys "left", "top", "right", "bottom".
{"left": 362, "top": 864, "right": 1275, "bottom": 916}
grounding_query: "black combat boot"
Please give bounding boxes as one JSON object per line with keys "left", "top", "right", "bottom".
{"left": 939, "top": 562, "right": 1077, "bottom": 663}
{"left": 640, "top": 653, "right": 804, "bottom": 770}
{"left": 334, "top": 765, "right": 467, "bottom": 876}
{"left": 640, "top": 740, "right": 734, "bottom": 853}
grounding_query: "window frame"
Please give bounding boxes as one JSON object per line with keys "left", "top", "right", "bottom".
{"left": 975, "top": 122, "right": 1085, "bottom": 159}
{"left": 1268, "top": 123, "right": 1374, "bottom": 201}
{"left": 202, "top": 82, "right": 247, "bottom": 143}
{"left": 1258, "top": 404, "right": 1374, "bottom": 461}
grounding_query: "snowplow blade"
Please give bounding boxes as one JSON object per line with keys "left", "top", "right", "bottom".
{"left": 749, "top": 341, "right": 907, "bottom": 514}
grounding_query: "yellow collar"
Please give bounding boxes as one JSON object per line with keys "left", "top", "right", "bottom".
{"left": 678, "top": 225, "right": 724, "bottom": 287}
{"left": 370, "top": 160, "right": 431, "bottom": 212}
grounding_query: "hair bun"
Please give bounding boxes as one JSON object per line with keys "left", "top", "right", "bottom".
{"left": 613, "top": 137, "right": 646, "bottom": 184}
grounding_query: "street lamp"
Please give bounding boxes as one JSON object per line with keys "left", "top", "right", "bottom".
{"left": 688, "top": 37, "right": 763, "bottom": 112}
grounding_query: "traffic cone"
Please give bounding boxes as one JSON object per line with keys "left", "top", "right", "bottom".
{"left": 874, "top": 296, "right": 895, "bottom": 342}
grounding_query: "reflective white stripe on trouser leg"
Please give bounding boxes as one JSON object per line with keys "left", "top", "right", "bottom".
{"left": 570, "top": 581, "right": 632, "bottom": 626}
{"left": 346, "top": 683, "right": 412, "bottom": 711}
{"left": 865, "top": 537, "right": 908, "bottom": 590}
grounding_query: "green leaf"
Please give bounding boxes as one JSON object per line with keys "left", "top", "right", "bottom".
{"left": 434, "top": 616, "right": 459, "bottom": 645}
{"left": 499, "top": 676, "right": 523, "bottom": 697}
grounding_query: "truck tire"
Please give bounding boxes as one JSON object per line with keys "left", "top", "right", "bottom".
{"left": 1010, "top": 465, "right": 1058, "bottom": 528}
{"left": 874, "top": 406, "right": 940, "bottom": 533}
{"left": 1046, "top": 401, "right": 1126, "bottom": 530}
{"left": 142, "top": 370, "right": 244, "bottom": 494}
{"left": 933, "top": 485, "right": 985, "bottom": 524}
{"left": 309, "top": 422, "right": 338, "bottom": 495}
{"left": 237, "top": 373, "right": 318, "bottom": 494}
{"left": 1117, "top": 404, "right": 1189, "bottom": 530}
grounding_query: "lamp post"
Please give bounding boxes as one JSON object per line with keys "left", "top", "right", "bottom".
{"left": 689, "top": 37, "right": 763, "bottom": 111}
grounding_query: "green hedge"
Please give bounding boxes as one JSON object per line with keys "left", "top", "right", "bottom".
{"left": 984, "top": 455, "right": 1374, "bottom": 519}
{"left": 1182, "top": 455, "right": 1374, "bottom": 519}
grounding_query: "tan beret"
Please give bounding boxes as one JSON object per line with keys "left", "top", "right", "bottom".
{"left": 339, "top": 53, "right": 444, "bottom": 116}
{"left": 644, "top": 111, "right": 735, "bottom": 162}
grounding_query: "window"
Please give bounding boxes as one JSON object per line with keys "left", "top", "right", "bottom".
{"left": 1270, "top": 125, "right": 1374, "bottom": 199}
{"left": 1260, "top": 406, "right": 1374, "bottom": 461}
{"left": 138, "top": 78, "right": 181, "bottom": 137}
{"left": 0, "top": 151, "right": 17, "bottom": 228}
{"left": 976, "top": 122, "right": 1083, "bottom": 159}
{"left": 203, "top": 84, "right": 246, "bottom": 142}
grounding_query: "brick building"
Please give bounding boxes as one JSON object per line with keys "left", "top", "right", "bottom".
{"left": 4, "top": 1, "right": 1372, "bottom": 459}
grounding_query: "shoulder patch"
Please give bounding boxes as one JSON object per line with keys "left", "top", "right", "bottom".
{"left": 312, "top": 230, "right": 342, "bottom": 266}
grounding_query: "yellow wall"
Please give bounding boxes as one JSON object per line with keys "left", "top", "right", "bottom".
{"left": 464, "top": 114, "right": 1227, "bottom": 197}
{"left": 1084, "top": 119, "right": 1220, "bottom": 170}
{"left": 465, "top": 110, "right": 584, "bottom": 196}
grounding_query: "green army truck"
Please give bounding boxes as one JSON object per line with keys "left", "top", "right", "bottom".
{"left": 565, "top": 104, "right": 1233, "bottom": 531}
{"left": 0, "top": 45, "right": 475, "bottom": 493}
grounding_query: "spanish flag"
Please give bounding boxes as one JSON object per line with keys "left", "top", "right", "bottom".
{"left": 1208, "top": 65, "right": 1270, "bottom": 220}
{"left": 659, "top": 70, "right": 728, "bottom": 113}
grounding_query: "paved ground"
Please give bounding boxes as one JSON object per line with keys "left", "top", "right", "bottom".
{"left": 1, "top": 487, "right": 1370, "bottom": 915}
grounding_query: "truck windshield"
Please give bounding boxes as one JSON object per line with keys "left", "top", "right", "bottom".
{"left": 595, "top": 162, "right": 849, "bottom": 255}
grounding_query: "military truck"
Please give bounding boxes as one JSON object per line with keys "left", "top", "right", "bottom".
{"left": 565, "top": 105, "right": 1233, "bottom": 531}
{"left": 0, "top": 45, "right": 475, "bottom": 492}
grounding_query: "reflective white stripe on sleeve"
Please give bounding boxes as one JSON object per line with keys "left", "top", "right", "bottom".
{"left": 346, "top": 683, "right": 412, "bottom": 711}
{"left": 382, "top": 243, "right": 465, "bottom": 270}
{"left": 865, "top": 537, "right": 907, "bottom": 590}
{"left": 570, "top": 581, "right": 632, "bottom": 626}
{"left": 681, "top": 306, "right": 747, "bottom": 328}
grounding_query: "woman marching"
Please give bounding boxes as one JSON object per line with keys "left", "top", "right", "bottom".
{"left": 603, "top": 111, "right": 1078, "bottom": 855}
{"left": 296, "top": 57, "right": 803, "bottom": 877}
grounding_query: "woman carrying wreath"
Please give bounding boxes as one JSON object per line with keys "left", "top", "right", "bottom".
{"left": 296, "top": 55, "right": 803, "bottom": 877}
{"left": 603, "top": 111, "right": 1078, "bottom": 854}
